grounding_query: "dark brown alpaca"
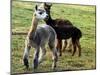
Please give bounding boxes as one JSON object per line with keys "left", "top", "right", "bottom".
{"left": 43, "top": 3, "right": 73, "bottom": 55}
{"left": 43, "top": 3, "right": 82, "bottom": 57}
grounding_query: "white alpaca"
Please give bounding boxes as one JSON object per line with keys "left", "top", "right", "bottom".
{"left": 23, "top": 4, "right": 58, "bottom": 70}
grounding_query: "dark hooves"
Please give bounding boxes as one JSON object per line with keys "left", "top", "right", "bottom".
{"left": 58, "top": 53, "right": 62, "bottom": 56}
{"left": 33, "top": 65, "right": 38, "bottom": 69}
{"left": 23, "top": 58, "right": 29, "bottom": 69}
{"left": 59, "top": 54, "right": 62, "bottom": 56}
{"left": 33, "top": 59, "right": 38, "bottom": 69}
{"left": 72, "top": 54, "right": 74, "bottom": 56}
{"left": 78, "top": 54, "right": 81, "bottom": 57}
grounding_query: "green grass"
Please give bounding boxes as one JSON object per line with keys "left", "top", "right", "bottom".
{"left": 11, "top": 1, "right": 96, "bottom": 74}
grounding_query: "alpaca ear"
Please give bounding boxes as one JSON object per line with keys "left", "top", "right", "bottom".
{"left": 35, "top": 5, "right": 38, "bottom": 10}
{"left": 48, "top": 3, "right": 52, "bottom": 7}
{"left": 44, "top": 2, "right": 52, "bottom": 7}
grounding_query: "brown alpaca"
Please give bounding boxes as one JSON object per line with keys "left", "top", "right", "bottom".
{"left": 42, "top": 3, "right": 82, "bottom": 57}
{"left": 44, "top": 3, "right": 74, "bottom": 56}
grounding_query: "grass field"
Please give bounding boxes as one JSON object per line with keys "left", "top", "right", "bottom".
{"left": 11, "top": 1, "right": 96, "bottom": 74}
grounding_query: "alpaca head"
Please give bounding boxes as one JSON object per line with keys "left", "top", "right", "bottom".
{"left": 39, "top": 3, "right": 52, "bottom": 21}
{"left": 44, "top": 3, "right": 52, "bottom": 14}
{"left": 34, "top": 4, "right": 49, "bottom": 20}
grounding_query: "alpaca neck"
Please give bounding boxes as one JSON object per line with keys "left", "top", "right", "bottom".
{"left": 28, "top": 14, "right": 38, "bottom": 37}
{"left": 45, "top": 15, "right": 55, "bottom": 26}
{"left": 30, "top": 15, "right": 38, "bottom": 32}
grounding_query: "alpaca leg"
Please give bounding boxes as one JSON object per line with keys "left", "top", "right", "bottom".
{"left": 52, "top": 48, "right": 58, "bottom": 70}
{"left": 76, "top": 40, "right": 81, "bottom": 57}
{"left": 57, "top": 39, "right": 62, "bottom": 56}
{"left": 49, "top": 42, "right": 58, "bottom": 70}
{"left": 33, "top": 47, "right": 40, "bottom": 69}
{"left": 62, "top": 40, "right": 67, "bottom": 51}
{"left": 57, "top": 39, "right": 59, "bottom": 54}
{"left": 59, "top": 39, "right": 62, "bottom": 56}
{"left": 67, "top": 38, "right": 73, "bottom": 53}
{"left": 23, "top": 43, "right": 31, "bottom": 69}
{"left": 72, "top": 40, "right": 77, "bottom": 56}
{"left": 38, "top": 46, "right": 46, "bottom": 64}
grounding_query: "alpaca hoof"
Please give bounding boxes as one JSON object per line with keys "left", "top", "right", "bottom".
{"left": 33, "top": 59, "right": 38, "bottom": 69}
{"left": 34, "top": 65, "right": 38, "bottom": 69}
{"left": 68, "top": 49, "right": 72, "bottom": 53}
{"left": 23, "top": 58, "right": 29, "bottom": 69}
{"left": 58, "top": 54, "right": 61, "bottom": 56}
{"left": 59, "top": 54, "right": 62, "bottom": 56}
{"left": 78, "top": 54, "right": 81, "bottom": 57}
{"left": 62, "top": 49, "right": 65, "bottom": 52}
{"left": 52, "top": 65, "right": 56, "bottom": 70}
{"left": 72, "top": 54, "right": 74, "bottom": 56}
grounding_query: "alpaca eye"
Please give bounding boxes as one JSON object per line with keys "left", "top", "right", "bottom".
{"left": 39, "top": 12, "right": 43, "bottom": 15}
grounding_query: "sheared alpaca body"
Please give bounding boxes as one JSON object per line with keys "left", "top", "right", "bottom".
{"left": 23, "top": 5, "right": 58, "bottom": 70}
{"left": 43, "top": 3, "right": 82, "bottom": 56}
